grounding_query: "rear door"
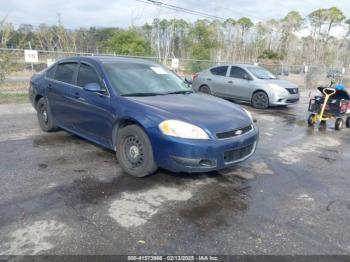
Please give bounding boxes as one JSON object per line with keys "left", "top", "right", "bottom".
{"left": 207, "top": 66, "right": 229, "bottom": 97}
{"left": 47, "top": 62, "right": 78, "bottom": 128}
{"left": 227, "top": 66, "right": 252, "bottom": 100}
{"left": 66, "top": 62, "right": 114, "bottom": 146}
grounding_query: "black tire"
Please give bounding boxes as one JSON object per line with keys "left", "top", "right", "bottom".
{"left": 116, "top": 125, "right": 158, "bottom": 177}
{"left": 308, "top": 114, "right": 317, "bottom": 127}
{"left": 36, "top": 97, "right": 58, "bottom": 132}
{"left": 252, "top": 91, "right": 269, "bottom": 109}
{"left": 335, "top": 118, "right": 344, "bottom": 131}
{"left": 199, "top": 85, "right": 211, "bottom": 95}
{"left": 346, "top": 117, "right": 350, "bottom": 128}
{"left": 319, "top": 120, "right": 327, "bottom": 130}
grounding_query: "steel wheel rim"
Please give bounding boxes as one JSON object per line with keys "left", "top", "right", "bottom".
{"left": 122, "top": 135, "right": 144, "bottom": 168}
{"left": 40, "top": 104, "right": 48, "bottom": 124}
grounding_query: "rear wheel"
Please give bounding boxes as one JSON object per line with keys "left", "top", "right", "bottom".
{"left": 199, "top": 85, "right": 211, "bottom": 95}
{"left": 116, "top": 125, "right": 158, "bottom": 177}
{"left": 335, "top": 118, "right": 344, "bottom": 131}
{"left": 36, "top": 97, "right": 57, "bottom": 132}
{"left": 346, "top": 117, "right": 350, "bottom": 128}
{"left": 252, "top": 91, "right": 269, "bottom": 109}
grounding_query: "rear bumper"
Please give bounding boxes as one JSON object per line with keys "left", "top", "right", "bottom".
{"left": 151, "top": 125, "right": 259, "bottom": 173}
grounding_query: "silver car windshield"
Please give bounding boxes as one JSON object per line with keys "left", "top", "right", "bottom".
{"left": 104, "top": 62, "right": 192, "bottom": 96}
{"left": 247, "top": 67, "right": 277, "bottom": 80}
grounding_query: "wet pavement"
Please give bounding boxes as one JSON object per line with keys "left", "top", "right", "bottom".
{"left": 0, "top": 92, "right": 350, "bottom": 255}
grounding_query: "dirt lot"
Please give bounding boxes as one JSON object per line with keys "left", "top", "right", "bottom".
{"left": 0, "top": 93, "right": 350, "bottom": 256}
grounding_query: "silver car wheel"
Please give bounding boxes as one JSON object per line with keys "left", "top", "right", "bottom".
{"left": 199, "top": 85, "right": 211, "bottom": 95}
{"left": 252, "top": 92, "right": 269, "bottom": 109}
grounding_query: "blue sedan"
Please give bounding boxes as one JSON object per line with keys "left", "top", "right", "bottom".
{"left": 29, "top": 56, "right": 259, "bottom": 177}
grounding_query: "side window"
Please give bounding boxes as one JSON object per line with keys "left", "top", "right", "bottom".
{"left": 77, "top": 63, "right": 103, "bottom": 88}
{"left": 54, "top": 63, "right": 78, "bottom": 84}
{"left": 46, "top": 65, "right": 56, "bottom": 79}
{"left": 210, "top": 66, "right": 228, "bottom": 76}
{"left": 230, "top": 66, "right": 248, "bottom": 79}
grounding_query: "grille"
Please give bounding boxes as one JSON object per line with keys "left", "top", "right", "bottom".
{"left": 223, "top": 143, "right": 254, "bottom": 164}
{"left": 216, "top": 125, "right": 253, "bottom": 139}
{"left": 286, "top": 98, "right": 299, "bottom": 103}
{"left": 286, "top": 88, "right": 299, "bottom": 94}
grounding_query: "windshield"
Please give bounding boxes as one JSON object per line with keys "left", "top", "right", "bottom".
{"left": 104, "top": 62, "right": 192, "bottom": 96}
{"left": 247, "top": 66, "right": 277, "bottom": 79}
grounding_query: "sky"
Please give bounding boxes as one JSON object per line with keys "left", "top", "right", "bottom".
{"left": 1, "top": 0, "right": 350, "bottom": 29}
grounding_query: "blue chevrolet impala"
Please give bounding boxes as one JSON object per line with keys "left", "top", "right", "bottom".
{"left": 29, "top": 56, "right": 259, "bottom": 177}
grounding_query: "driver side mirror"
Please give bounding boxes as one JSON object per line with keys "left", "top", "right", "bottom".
{"left": 243, "top": 73, "right": 252, "bottom": 81}
{"left": 84, "top": 82, "right": 103, "bottom": 92}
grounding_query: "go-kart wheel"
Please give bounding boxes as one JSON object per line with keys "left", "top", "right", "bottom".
{"left": 319, "top": 120, "right": 327, "bottom": 130}
{"left": 346, "top": 117, "right": 350, "bottom": 128}
{"left": 335, "top": 118, "right": 344, "bottom": 131}
{"left": 308, "top": 114, "right": 317, "bottom": 126}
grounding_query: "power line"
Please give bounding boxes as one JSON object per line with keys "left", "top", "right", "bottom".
{"left": 135, "top": 0, "right": 227, "bottom": 21}
{"left": 136, "top": 0, "right": 268, "bottom": 22}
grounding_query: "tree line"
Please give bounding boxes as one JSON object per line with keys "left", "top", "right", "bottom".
{"left": 1, "top": 7, "right": 350, "bottom": 69}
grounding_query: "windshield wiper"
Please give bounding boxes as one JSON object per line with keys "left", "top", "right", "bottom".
{"left": 121, "top": 92, "right": 165, "bottom": 97}
{"left": 166, "top": 90, "right": 193, "bottom": 95}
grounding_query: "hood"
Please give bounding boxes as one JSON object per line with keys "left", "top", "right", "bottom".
{"left": 126, "top": 93, "right": 251, "bottom": 134}
{"left": 259, "top": 79, "right": 298, "bottom": 88}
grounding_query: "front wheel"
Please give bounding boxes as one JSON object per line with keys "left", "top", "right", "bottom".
{"left": 308, "top": 114, "right": 317, "bottom": 127}
{"left": 116, "top": 125, "right": 158, "bottom": 177}
{"left": 251, "top": 91, "right": 269, "bottom": 109}
{"left": 335, "top": 118, "right": 344, "bottom": 131}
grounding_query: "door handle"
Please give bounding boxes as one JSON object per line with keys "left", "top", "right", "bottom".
{"left": 47, "top": 83, "right": 52, "bottom": 89}
{"left": 228, "top": 81, "right": 233, "bottom": 83}
{"left": 74, "top": 92, "right": 86, "bottom": 102}
{"left": 207, "top": 78, "right": 212, "bottom": 81}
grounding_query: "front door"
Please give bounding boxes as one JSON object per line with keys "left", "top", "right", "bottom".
{"left": 66, "top": 62, "right": 114, "bottom": 147}
{"left": 225, "top": 66, "right": 252, "bottom": 100}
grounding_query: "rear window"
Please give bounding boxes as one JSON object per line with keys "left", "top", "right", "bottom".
{"left": 54, "top": 62, "right": 78, "bottom": 84}
{"left": 210, "top": 66, "right": 228, "bottom": 76}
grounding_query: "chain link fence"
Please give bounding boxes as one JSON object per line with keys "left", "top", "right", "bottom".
{"left": 1, "top": 48, "right": 349, "bottom": 94}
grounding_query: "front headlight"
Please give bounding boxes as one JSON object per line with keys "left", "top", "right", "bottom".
{"left": 243, "top": 108, "right": 253, "bottom": 123}
{"left": 159, "top": 120, "right": 209, "bottom": 139}
{"left": 269, "top": 84, "right": 287, "bottom": 94}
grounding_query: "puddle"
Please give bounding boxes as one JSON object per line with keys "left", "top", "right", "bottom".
{"left": 33, "top": 133, "right": 85, "bottom": 147}
{"left": 219, "top": 161, "right": 274, "bottom": 180}
{"left": 178, "top": 185, "right": 249, "bottom": 228}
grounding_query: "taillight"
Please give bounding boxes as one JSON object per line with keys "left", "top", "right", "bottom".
{"left": 192, "top": 73, "right": 199, "bottom": 81}
{"left": 340, "top": 100, "right": 348, "bottom": 114}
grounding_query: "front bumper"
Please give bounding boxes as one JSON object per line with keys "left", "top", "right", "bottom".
{"left": 151, "top": 125, "right": 259, "bottom": 173}
{"left": 269, "top": 92, "right": 300, "bottom": 106}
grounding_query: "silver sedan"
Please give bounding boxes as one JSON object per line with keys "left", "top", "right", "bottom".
{"left": 192, "top": 64, "right": 300, "bottom": 109}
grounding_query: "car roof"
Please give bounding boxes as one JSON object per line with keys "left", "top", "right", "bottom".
{"left": 210, "top": 63, "right": 256, "bottom": 69}
{"left": 57, "top": 55, "right": 159, "bottom": 66}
